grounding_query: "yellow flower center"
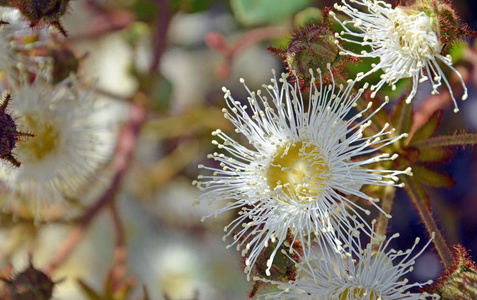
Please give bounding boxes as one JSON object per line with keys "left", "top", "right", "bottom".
{"left": 17, "top": 114, "right": 60, "bottom": 162}
{"left": 267, "top": 142, "right": 330, "bottom": 203}
{"left": 339, "top": 287, "right": 379, "bottom": 300}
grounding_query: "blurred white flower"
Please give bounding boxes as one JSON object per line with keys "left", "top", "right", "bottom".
{"left": 258, "top": 232, "right": 438, "bottom": 300}
{"left": 194, "top": 67, "right": 410, "bottom": 278}
{"left": 0, "top": 75, "right": 116, "bottom": 220}
{"left": 332, "top": 0, "right": 467, "bottom": 112}
{"left": 0, "top": 8, "right": 57, "bottom": 76}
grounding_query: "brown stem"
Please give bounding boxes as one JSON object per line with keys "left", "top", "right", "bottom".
{"left": 149, "top": 0, "right": 171, "bottom": 74}
{"left": 109, "top": 202, "right": 127, "bottom": 291}
{"left": 396, "top": 96, "right": 413, "bottom": 136}
{"left": 78, "top": 81, "right": 130, "bottom": 103}
{"left": 412, "top": 132, "right": 477, "bottom": 148}
{"left": 374, "top": 185, "right": 396, "bottom": 237}
{"left": 44, "top": 103, "right": 146, "bottom": 274}
{"left": 210, "top": 27, "right": 290, "bottom": 79}
{"left": 226, "top": 27, "right": 290, "bottom": 59}
{"left": 400, "top": 176, "right": 454, "bottom": 269}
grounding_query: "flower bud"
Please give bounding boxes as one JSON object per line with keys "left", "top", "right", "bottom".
{"left": 8, "top": 0, "right": 71, "bottom": 35}
{"left": 0, "top": 92, "right": 32, "bottom": 167}
{"left": 269, "top": 8, "right": 357, "bottom": 91}
{"left": 1, "top": 258, "right": 57, "bottom": 300}
{"left": 426, "top": 245, "right": 477, "bottom": 299}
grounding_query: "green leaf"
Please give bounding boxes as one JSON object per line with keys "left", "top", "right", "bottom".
{"left": 133, "top": 0, "right": 159, "bottom": 22}
{"left": 77, "top": 279, "right": 102, "bottom": 300}
{"left": 171, "top": 0, "right": 216, "bottom": 13}
{"left": 408, "top": 110, "right": 442, "bottom": 146}
{"left": 293, "top": 7, "right": 322, "bottom": 27}
{"left": 150, "top": 75, "right": 173, "bottom": 113}
{"left": 391, "top": 95, "right": 413, "bottom": 136}
{"left": 417, "top": 147, "right": 452, "bottom": 162}
{"left": 412, "top": 165, "right": 455, "bottom": 188}
{"left": 448, "top": 40, "right": 469, "bottom": 63}
{"left": 231, "top": 0, "right": 311, "bottom": 26}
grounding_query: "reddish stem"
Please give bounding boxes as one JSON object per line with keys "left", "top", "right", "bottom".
{"left": 207, "top": 27, "right": 290, "bottom": 79}
{"left": 401, "top": 176, "right": 454, "bottom": 269}
{"left": 149, "top": 0, "right": 171, "bottom": 74}
{"left": 374, "top": 186, "right": 396, "bottom": 237}
{"left": 109, "top": 202, "right": 127, "bottom": 291}
{"left": 44, "top": 103, "right": 146, "bottom": 274}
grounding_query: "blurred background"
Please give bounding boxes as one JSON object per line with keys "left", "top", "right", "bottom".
{"left": 0, "top": 0, "right": 477, "bottom": 299}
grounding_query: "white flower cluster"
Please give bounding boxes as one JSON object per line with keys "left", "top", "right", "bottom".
{"left": 195, "top": 65, "right": 438, "bottom": 297}
{"left": 194, "top": 66, "right": 412, "bottom": 277}
{"left": 258, "top": 231, "right": 439, "bottom": 300}
{"left": 195, "top": 0, "right": 465, "bottom": 297}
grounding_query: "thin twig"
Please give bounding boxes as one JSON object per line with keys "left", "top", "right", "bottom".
{"left": 207, "top": 27, "right": 290, "bottom": 79}
{"left": 400, "top": 175, "right": 454, "bottom": 269}
{"left": 109, "top": 202, "right": 127, "bottom": 291}
{"left": 412, "top": 132, "right": 477, "bottom": 148}
{"left": 225, "top": 27, "right": 291, "bottom": 59}
{"left": 374, "top": 185, "right": 396, "bottom": 237}
{"left": 149, "top": 0, "right": 171, "bottom": 74}
{"left": 44, "top": 103, "right": 146, "bottom": 274}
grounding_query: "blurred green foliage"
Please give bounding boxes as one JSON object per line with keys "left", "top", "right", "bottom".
{"left": 231, "top": 0, "right": 312, "bottom": 26}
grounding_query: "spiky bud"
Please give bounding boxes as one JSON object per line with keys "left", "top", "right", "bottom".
{"left": 268, "top": 8, "right": 357, "bottom": 91}
{"left": 426, "top": 245, "right": 477, "bottom": 299}
{"left": 7, "top": 0, "right": 70, "bottom": 36}
{"left": 1, "top": 258, "right": 57, "bottom": 300}
{"left": 0, "top": 92, "right": 32, "bottom": 167}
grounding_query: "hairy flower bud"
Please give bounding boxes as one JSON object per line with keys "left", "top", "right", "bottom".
{"left": 7, "top": 0, "right": 71, "bottom": 35}
{"left": 0, "top": 258, "right": 58, "bottom": 300}
{"left": 427, "top": 245, "right": 477, "bottom": 299}
{"left": 0, "top": 92, "right": 32, "bottom": 167}
{"left": 269, "top": 8, "right": 357, "bottom": 91}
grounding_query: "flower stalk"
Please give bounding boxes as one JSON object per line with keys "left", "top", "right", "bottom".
{"left": 400, "top": 175, "right": 454, "bottom": 268}
{"left": 374, "top": 185, "right": 396, "bottom": 237}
